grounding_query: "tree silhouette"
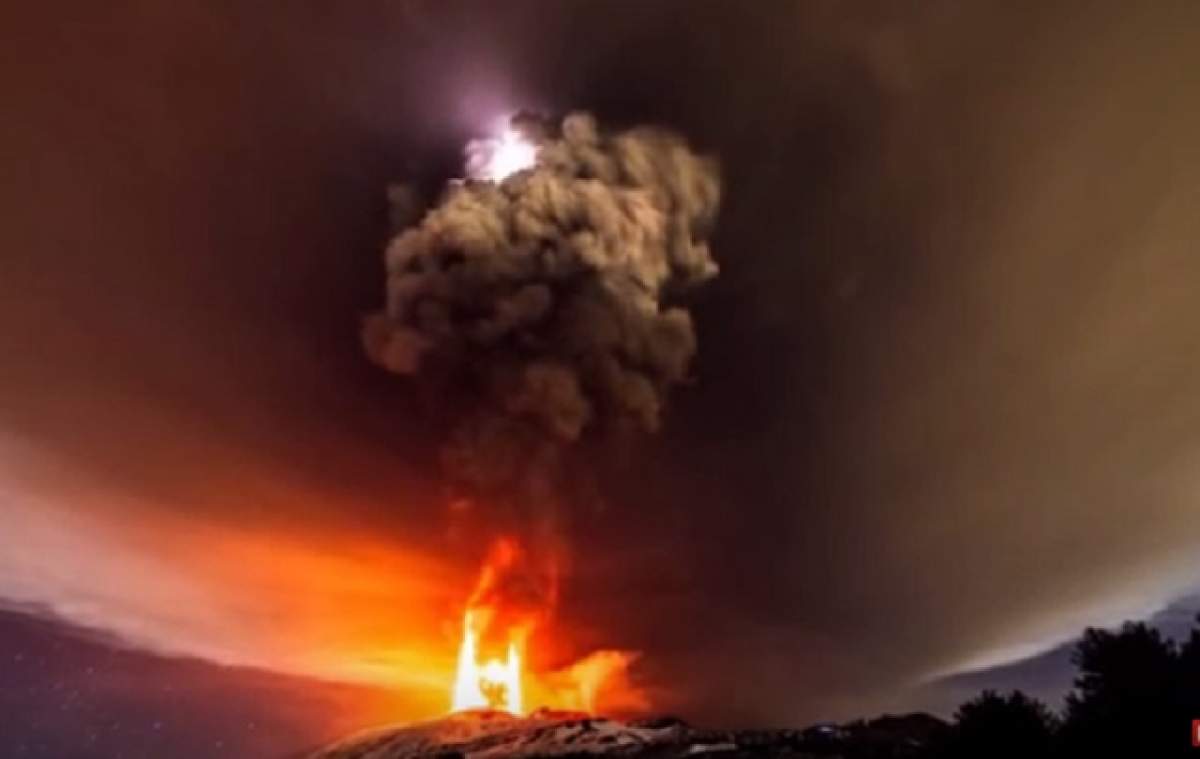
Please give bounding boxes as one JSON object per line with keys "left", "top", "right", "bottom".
{"left": 1059, "top": 622, "right": 1187, "bottom": 756}
{"left": 935, "top": 690, "right": 1056, "bottom": 759}
{"left": 807, "top": 615, "right": 1200, "bottom": 758}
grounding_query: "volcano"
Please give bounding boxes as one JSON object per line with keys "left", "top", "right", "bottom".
{"left": 306, "top": 709, "right": 949, "bottom": 758}
{"left": 308, "top": 709, "right": 765, "bottom": 759}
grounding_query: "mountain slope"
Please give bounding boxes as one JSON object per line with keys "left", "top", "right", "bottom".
{"left": 309, "top": 709, "right": 950, "bottom": 759}
{"left": 310, "top": 710, "right": 785, "bottom": 758}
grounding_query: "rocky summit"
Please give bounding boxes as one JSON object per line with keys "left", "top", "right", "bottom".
{"left": 307, "top": 708, "right": 947, "bottom": 759}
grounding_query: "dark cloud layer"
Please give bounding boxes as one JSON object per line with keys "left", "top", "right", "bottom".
{"left": 3, "top": 0, "right": 1200, "bottom": 745}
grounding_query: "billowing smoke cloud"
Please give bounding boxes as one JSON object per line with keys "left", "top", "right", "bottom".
{"left": 363, "top": 112, "right": 720, "bottom": 521}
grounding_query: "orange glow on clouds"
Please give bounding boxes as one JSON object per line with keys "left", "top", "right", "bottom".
{"left": 1, "top": 496, "right": 647, "bottom": 724}
{"left": 0, "top": 438, "right": 647, "bottom": 725}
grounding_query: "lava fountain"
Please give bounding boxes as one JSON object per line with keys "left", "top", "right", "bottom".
{"left": 448, "top": 538, "right": 542, "bottom": 715}
{"left": 451, "top": 609, "right": 522, "bottom": 714}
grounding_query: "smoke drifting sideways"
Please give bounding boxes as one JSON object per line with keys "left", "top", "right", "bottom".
{"left": 363, "top": 112, "right": 720, "bottom": 531}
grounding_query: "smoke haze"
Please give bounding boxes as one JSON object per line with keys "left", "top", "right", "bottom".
{"left": 2, "top": 0, "right": 1200, "bottom": 734}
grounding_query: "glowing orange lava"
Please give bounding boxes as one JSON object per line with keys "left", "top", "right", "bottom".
{"left": 452, "top": 609, "right": 523, "bottom": 714}
{"left": 447, "top": 538, "right": 647, "bottom": 718}
{"left": 449, "top": 538, "right": 535, "bottom": 714}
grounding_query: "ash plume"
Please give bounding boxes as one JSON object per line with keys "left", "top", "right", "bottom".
{"left": 363, "top": 112, "right": 720, "bottom": 520}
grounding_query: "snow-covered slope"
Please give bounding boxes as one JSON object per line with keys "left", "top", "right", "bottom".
{"left": 308, "top": 708, "right": 951, "bottom": 758}
{"left": 307, "top": 709, "right": 776, "bottom": 759}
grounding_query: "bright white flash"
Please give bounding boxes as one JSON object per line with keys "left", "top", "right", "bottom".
{"left": 466, "top": 126, "right": 537, "bottom": 182}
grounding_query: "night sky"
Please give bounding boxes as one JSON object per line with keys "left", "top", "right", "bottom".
{"left": 5, "top": 2, "right": 1200, "bottom": 757}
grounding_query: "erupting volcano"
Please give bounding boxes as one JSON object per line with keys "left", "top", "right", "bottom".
{"left": 361, "top": 109, "right": 720, "bottom": 726}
